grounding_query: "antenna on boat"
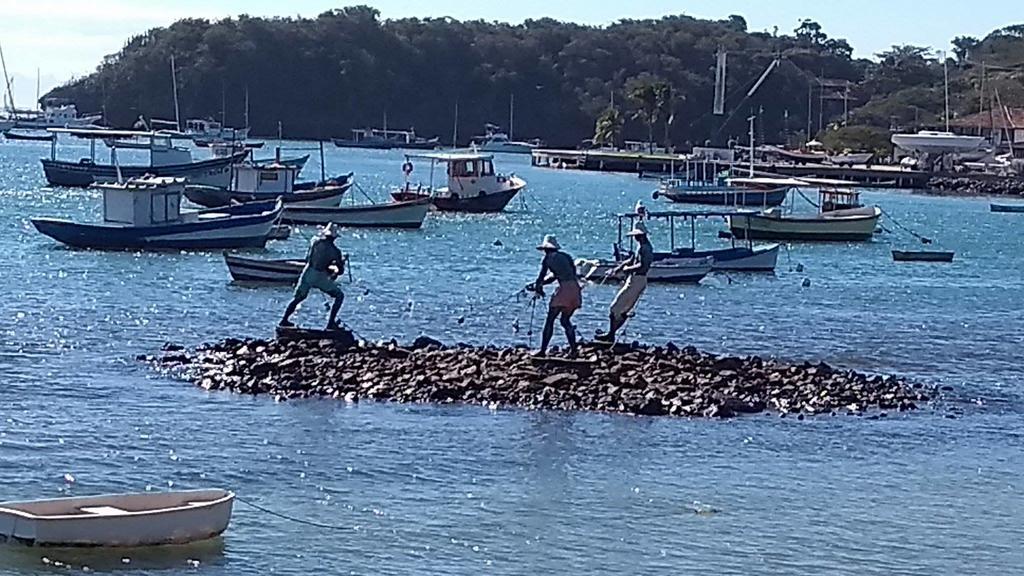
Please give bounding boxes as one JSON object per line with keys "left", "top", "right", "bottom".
{"left": 452, "top": 99, "right": 459, "bottom": 148}
{"left": 747, "top": 115, "right": 756, "bottom": 177}
{"left": 170, "top": 54, "right": 181, "bottom": 132}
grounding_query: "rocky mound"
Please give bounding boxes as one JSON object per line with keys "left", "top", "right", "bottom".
{"left": 928, "top": 176, "right": 1024, "bottom": 197}
{"left": 150, "top": 337, "right": 932, "bottom": 419}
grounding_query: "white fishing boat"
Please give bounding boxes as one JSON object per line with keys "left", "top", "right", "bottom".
{"left": 224, "top": 254, "right": 303, "bottom": 283}
{"left": 391, "top": 151, "right": 526, "bottom": 213}
{"left": 8, "top": 99, "right": 102, "bottom": 130}
{"left": 0, "top": 489, "right": 234, "bottom": 547}
{"left": 185, "top": 118, "right": 249, "bottom": 144}
{"left": 728, "top": 187, "right": 880, "bottom": 242}
{"left": 283, "top": 197, "right": 431, "bottom": 229}
{"left": 184, "top": 162, "right": 349, "bottom": 209}
{"left": 32, "top": 176, "right": 282, "bottom": 250}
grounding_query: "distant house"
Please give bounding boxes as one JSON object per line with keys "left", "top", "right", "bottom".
{"left": 949, "top": 107, "right": 1024, "bottom": 153}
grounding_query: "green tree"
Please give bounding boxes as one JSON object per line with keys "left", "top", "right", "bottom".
{"left": 593, "top": 105, "right": 623, "bottom": 147}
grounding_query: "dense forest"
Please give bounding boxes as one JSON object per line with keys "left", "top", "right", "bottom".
{"left": 46, "top": 7, "right": 1024, "bottom": 151}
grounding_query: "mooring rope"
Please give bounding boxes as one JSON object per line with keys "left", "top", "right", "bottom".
{"left": 235, "top": 496, "right": 352, "bottom": 531}
{"left": 879, "top": 207, "right": 933, "bottom": 244}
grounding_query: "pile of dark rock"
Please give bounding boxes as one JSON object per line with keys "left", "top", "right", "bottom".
{"left": 150, "top": 337, "right": 933, "bottom": 419}
{"left": 928, "top": 176, "right": 1024, "bottom": 197}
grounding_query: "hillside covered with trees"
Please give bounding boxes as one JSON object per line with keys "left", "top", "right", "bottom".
{"left": 46, "top": 7, "right": 1024, "bottom": 151}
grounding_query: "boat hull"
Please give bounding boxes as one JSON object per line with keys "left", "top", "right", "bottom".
{"left": 40, "top": 153, "right": 245, "bottom": 188}
{"left": 225, "top": 254, "right": 303, "bottom": 283}
{"left": 0, "top": 489, "right": 233, "bottom": 547}
{"left": 185, "top": 183, "right": 349, "bottom": 209}
{"left": 667, "top": 244, "right": 780, "bottom": 271}
{"left": 390, "top": 186, "right": 522, "bottom": 213}
{"left": 990, "top": 203, "right": 1024, "bottom": 213}
{"left": 728, "top": 207, "right": 881, "bottom": 241}
{"left": 584, "top": 258, "right": 713, "bottom": 284}
{"left": 657, "top": 185, "right": 788, "bottom": 207}
{"left": 283, "top": 198, "right": 430, "bottom": 229}
{"left": 892, "top": 250, "right": 955, "bottom": 262}
{"left": 32, "top": 200, "right": 282, "bottom": 250}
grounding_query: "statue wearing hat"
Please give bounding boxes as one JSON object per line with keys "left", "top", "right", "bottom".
{"left": 597, "top": 220, "right": 653, "bottom": 342}
{"left": 528, "top": 234, "right": 581, "bottom": 358}
{"left": 280, "top": 223, "right": 346, "bottom": 330}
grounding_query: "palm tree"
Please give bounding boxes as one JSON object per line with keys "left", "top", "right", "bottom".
{"left": 628, "top": 81, "right": 659, "bottom": 152}
{"left": 593, "top": 106, "right": 623, "bottom": 148}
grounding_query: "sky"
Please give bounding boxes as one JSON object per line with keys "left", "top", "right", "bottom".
{"left": 1, "top": 0, "right": 1021, "bottom": 108}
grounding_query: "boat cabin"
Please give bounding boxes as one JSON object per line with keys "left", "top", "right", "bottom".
{"left": 819, "top": 188, "right": 862, "bottom": 212}
{"left": 97, "top": 176, "right": 187, "bottom": 226}
{"left": 48, "top": 128, "right": 194, "bottom": 167}
{"left": 231, "top": 162, "right": 298, "bottom": 195}
{"left": 613, "top": 208, "right": 757, "bottom": 260}
{"left": 404, "top": 151, "right": 514, "bottom": 196}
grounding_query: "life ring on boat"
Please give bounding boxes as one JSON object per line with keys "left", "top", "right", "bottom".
{"left": 401, "top": 161, "right": 414, "bottom": 176}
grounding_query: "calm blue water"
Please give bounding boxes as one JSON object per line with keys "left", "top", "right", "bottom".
{"left": 1, "top": 138, "right": 1022, "bottom": 574}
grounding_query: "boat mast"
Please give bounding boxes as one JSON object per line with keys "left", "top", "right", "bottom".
{"left": 452, "top": 99, "right": 459, "bottom": 147}
{"left": 0, "top": 41, "right": 16, "bottom": 115}
{"left": 170, "top": 54, "right": 181, "bottom": 132}
{"left": 35, "top": 68, "right": 40, "bottom": 110}
{"left": 244, "top": 85, "right": 250, "bottom": 130}
{"left": 509, "top": 93, "right": 514, "bottom": 140}
{"left": 747, "top": 115, "right": 755, "bottom": 177}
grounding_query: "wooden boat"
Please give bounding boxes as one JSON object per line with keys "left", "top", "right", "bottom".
{"left": 184, "top": 163, "right": 350, "bottom": 209}
{"left": 294, "top": 172, "right": 353, "bottom": 191}
{"left": 0, "top": 489, "right": 234, "bottom": 547}
{"left": 3, "top": 128, "right": 55, "bottom": 141}
{"left": 251, "top": 154, "right": 308, "bottom": 171}
{"left": 582, "top": 257, "right": 713, "bottom": 284}
{"left": 990, "top": 203, "right": 1024, "bottom": 213}
{"left": 42, "top": 128, "right": 243, "bottom": 188}
{"left": 283, "top": 198, "right": 431, "bottom": 229}
{"left": 892, "top": 250, "right": 955, "bottom": 262}
{"left": 389, "top": 151, "right": 526, "bottom": 213}
{"left": 654, "top": 177, "right": 795, "bottom": 208}
{"left": 729, "top": 188, "right": 881, "bottom": 241}
{"left": 224, "top": 254, "right": 303, "bottom": 283}
{"left": 603, "top": 208, "right": 779, "bottom": 273}
{"left": 32, "top": 176, "right": 282, "bottom": 250}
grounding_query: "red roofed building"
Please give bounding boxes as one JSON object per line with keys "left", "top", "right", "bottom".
{"left": 950, "top": 107, "right": 1024, "bottom": 153}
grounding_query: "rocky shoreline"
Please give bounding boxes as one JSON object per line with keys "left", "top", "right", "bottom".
{"left": 927, "top": 176, "right": 1024, "bottom": 197}
{"left": 149, "top": 336, "right": 935, "bottom": 419}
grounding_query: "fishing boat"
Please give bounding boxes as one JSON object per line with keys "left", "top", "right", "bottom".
{"left": 7, "top": 98, "right": 102, "bottom": 130}
{"left": 729, "top": 187, "right": 881, "bottom": 241}
{"left": 251, "top": 154, "right": 309, "bottom": 171}
{"left": 283, "top": 197, "right": 431, "bottom": 229}
{"left": 582, "top": 257, "right": 713, "bottom": 284}
{"left": 3, "top": 128, "right": 55, "bottom": 141}
{"left": 0, "top": 489, "right": 233, "bottom": 547}
{"left": 294, "top": 172, "right": 353, "bottom": 191}
{"left": 32, "top": 176, "right": 282, "bottom": 250}
{"left": 183, "top": 162, "right": 349, "bottom": 209}
{"left": 185, "top": 118, "right": 249, "bottom": 144}
{"left": 224, "top": 254, "right": 303, "bottom": 283}
{"left": 654, "top": 176, "right": 795, "bottom": 208}
{"left": 332, "top": 127, "right": 438, "bottom": 150}
{"left": 990, "top": 203, "right": 1024, "bottom": 213}
{"left": 470, "top": 95, "right": 541, "bottom": 154}
{"left": 41, "top": 128, "right": 243, "bottom": 188}
{"left": 390, "top": 151, "right": 526, "bottom": 213}
{"left": 892, "top": 249, "right": 955, "bottom": 262}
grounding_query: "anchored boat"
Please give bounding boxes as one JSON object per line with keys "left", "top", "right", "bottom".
{"left": 41, "top": 128, "right": 244, "bottom": 188}
{"left": 390, "top": 151, "right": 526, "bottom": 213}
{"left": 654, "top": 176, "right": 794, "bottom": 208}
{"left": 0, "top": 489, "right": 233, "bottom": 547}
{"left": 990, "top": 203, "right": 1024, "bottom": 213}
{"left": 184, "top": 162, "right": 350, "bottom": 209}
{"left": 283, "top": 197, "right": 431, "bottom": 229}
{"left": 32, "top": 176, "right": 282, "bottom": 250}
{"left": 729, "top": 186, "right": 881, "bottom": 241}
{"left": 224, "top": 254, "right": 303, "bottom": 283}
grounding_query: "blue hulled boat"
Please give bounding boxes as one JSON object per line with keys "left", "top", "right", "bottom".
{"left": 32, "top": 176, "right": 282, "bottom": 250}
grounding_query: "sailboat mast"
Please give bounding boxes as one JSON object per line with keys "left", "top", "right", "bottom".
{"left": 0, "top": 41, "right": 16, "bottom": 114}
{"left": 170, "top": 54, "right": 181, "bottom": 131}
{"left": 244, "top": 85, "right": 250, "bottom": 129}
{"left": 35, "top": 68, "right": 40, "bottom": 109}
{"left": 509, "top": 93, "right": 514, "bottom": 140}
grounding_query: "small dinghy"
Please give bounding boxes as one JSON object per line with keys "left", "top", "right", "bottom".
{"left": 892, "top": 250, "right": 955, "bottom": 262}
{"left": 224, "top": 254, "right": 303, "bottom": 283}
{"left": 990, "top": 203, "right": 1024, "bottom": 213}
{"left": 0, "top": 489, "right": 234, "bottom": 547}
{"left": 282, "top": 197, "right": 431, "bottom": 229}
{"left": 582, "top": 257, "right": 713, "bottom": 284}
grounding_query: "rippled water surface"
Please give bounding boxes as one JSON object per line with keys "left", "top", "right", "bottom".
{"left": 1, "top": 139, "right": 1022, "bottom": 574}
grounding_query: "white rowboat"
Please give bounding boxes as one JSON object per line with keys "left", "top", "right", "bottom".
{"left": 283, "top": 198, "right": 430, "bottom": 229}
{"left": 0, "top": 489, "right": 234, "bottom": 547}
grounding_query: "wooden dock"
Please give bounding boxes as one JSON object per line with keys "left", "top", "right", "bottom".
{"left": 531, "top": 148, "right": 931, "bottom": 189}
